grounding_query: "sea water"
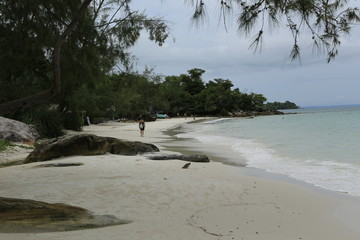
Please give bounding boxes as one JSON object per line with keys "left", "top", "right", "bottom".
{"left": 176, "top": 106, "right": 360, "bottom": 197}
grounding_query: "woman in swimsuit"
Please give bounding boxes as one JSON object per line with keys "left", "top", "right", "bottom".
{"left": 139, "top": 119, "right": 145, "bottom": 137}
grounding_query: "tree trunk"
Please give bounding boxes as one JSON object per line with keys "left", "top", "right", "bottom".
{"left": 0, "top": 0, "right": 93, "bottom": 116}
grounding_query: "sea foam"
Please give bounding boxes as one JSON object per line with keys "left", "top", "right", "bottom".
{"left": 232, "top": 139, "right": 360, "bottom": 196}
{"left": 178, "top": 130, "right": 360, "bottom": 197}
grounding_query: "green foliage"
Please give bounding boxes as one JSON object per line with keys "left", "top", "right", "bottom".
{"left": 62, "top": 111, "right": 83, "bottom": 131}
{"left": 160, "top": 75, "right": 192, "bottom": 115}
{"left": 20, "top": 106, "right": 64, "bottom": 138}
{"left": 6, "top": 62, "right": 288, "bottom": 133}
{"left": 265, "top": 101, "right": 299, "bottom": 110}
{"left": 0, "top": 0, "right": 171, "bottom": 116}
{"left": 77, "top": 67, "right": 269, "bottom": 119}
{"left": 181, "top": 68, "right": 206, "bottom": 96}
{"left": 107, "top": 71, "right": 166, "bottom": 119}
{"left": 36, "top": 110, "right": 64, "bottom": 138}
{"left": 96, "top": 68, "right": 271, "bottom": 118}
{"left": 197, "top": 79, "right": 234, "bottom": 115}
{"left": 0, "top": 139, "right": 33, "bottom": 153}
{"left": 0, "top": 139, "right": 13, "bottom": 151}
{"left": 1, "top": 0, "right": 314, "bottom": 123}
{"left": 0, "top": 0, "right": 58, "bottom": 103}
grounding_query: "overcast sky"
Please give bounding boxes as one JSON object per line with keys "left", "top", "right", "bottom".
{"left": 129, "top": 0, "right": 360, "bottom": 107}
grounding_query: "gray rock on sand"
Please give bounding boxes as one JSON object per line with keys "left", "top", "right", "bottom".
{"left": 146, "top": 153, "right": 210, "bottom": 163}
{"left": 25, "top": 134, "right": 160, "bottom": 163}
{"left": 182, "top": 162, "right": 191, "bottom": 169}
{"left": 34, "top": 162, "right": 84, "bottom": 168}
{"left": 0, "top": 117, "right": 39, "bottom": 145}
{"left": 0, "top": 197, "right": 131, "bottom": 233}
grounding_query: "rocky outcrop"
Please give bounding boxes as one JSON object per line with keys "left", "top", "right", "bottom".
{"left": 0, "top": 117, "right": 39, "bottom": 145}
{"left": 232, "top": 110, "right": 284, "bottom": 117}
{"left": 0, "top": 197, "right": 131, "bottom": 233}
{"left": 146, "top": 153, "right": 210, "bottom": 163}
{"left": 25, "top": 134, "right": 159, "bottom": 163}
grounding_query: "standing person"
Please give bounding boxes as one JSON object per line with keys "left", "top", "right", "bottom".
{"left": 139, "top": 118, "right": 145, "bottom": 137}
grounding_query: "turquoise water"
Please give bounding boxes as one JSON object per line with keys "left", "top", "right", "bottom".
{"left": 177, "top": 106, "right": 360, "bottom": 196}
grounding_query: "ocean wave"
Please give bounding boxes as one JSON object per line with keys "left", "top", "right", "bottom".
{"left": 232, "top": 139, "right": 360, "bottom": 196}
{"left": 178, "top": 131, "right": 360, "bottom": 197}
{"left": 202, "top": 118, "right": 231, "bottom": 124}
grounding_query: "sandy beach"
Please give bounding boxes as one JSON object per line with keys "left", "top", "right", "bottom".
{"left": 1, "top": 118, "right": 360, "bottom": 240}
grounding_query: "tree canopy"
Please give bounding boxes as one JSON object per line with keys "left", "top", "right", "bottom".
{"left": 0, "top": 0, "right": 170, "bottom": 115}
{"left": 94, "top": 68, "right": 272, "bottom": 121}
{"left": 265, "top": 100, "right": 300, "bottom": 110}
{"left": 188, "top": 0, "right": 360, "bottom": 62}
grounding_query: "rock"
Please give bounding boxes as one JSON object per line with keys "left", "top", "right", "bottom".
{"left": 0, "top": 197, "right": 131, "bottom": 233}
{"left": 0, "top": 117, "right": 39, "bottom": 145}
{"left": 34, "top": 162, "right": 84, "bottom": 168}
{"left": 232, "top": 110, "right": 285, "bottom": 118}
{"left": 182, "top": 162, "right": 191, "bottom": 169}
{"left": 25, "top": 134, "right": 159, "bottom": 163}
{"left": 146, "top": 153, "right": 210, "bottom": 163}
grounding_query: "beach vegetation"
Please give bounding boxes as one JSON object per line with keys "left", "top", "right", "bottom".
{"left": 0, "top": 0, "right": 170, "bottom": 116}
{"left": 265, "top": 101, "right": 300, "bottom": 110}
{"left": 0, "top": 139, "right": 14, "bottom": 151}
{"left": 0, "top": 0, "right": 355, "bottom": 135}
{"left": 0, "top": 139, "right": 33, "bottom": 152}
{"left": 104, "top": 68, "right": 270, "bottom": 118}
{"left": 18, "top": 106, "right": 64, "bottom": 138}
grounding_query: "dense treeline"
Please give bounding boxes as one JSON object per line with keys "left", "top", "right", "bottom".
{"left": 2, "top": 62, "right": 282, "bottom": 138}
{"left": 103, "top": 68, "right": 268, "bottom": 119}
{"left": 73, "top": 67, "right": 271, "bottom": 122}
{"left": 265, "top": 101, "right": 299, "bottom": 110}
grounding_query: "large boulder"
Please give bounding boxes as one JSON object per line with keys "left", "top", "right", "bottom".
{"left": 25, "top": 134, "right": 159, "bottom": 163}
{"left": 0, "top": 117, "right": 39, "bottom": 145}
{"left": 0, "top": 197, "right": 130, "bottom": 233}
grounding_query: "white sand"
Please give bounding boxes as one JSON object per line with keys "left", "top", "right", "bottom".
{"left": 1, "top": 118, "right": 360, "bottom": 240}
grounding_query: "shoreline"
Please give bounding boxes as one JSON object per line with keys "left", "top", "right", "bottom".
{"left": 162, "top": 120, "right": 360, "bottom": 198}
{"left": 1, "top": 118, "right": 360, "bottom": 239}
{"left": 164, "top": 117, "right": 360, "bottom": 198}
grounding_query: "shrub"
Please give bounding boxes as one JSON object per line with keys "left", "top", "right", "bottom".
{"left": 20, "top": 106, "right": 64, "bottom": 138}
{"left": 0, "top": 139, "right": 12, "bottom": 151}
{"left": 37, "top": 109, "right": 64, "bottom": 138}
{"left": 62, "top": 111, "right": 83, "bottom": 131}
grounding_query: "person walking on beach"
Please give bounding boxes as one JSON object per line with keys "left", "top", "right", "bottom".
{"left": 139, "top": 118, "right": 145, "bottom": 137}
